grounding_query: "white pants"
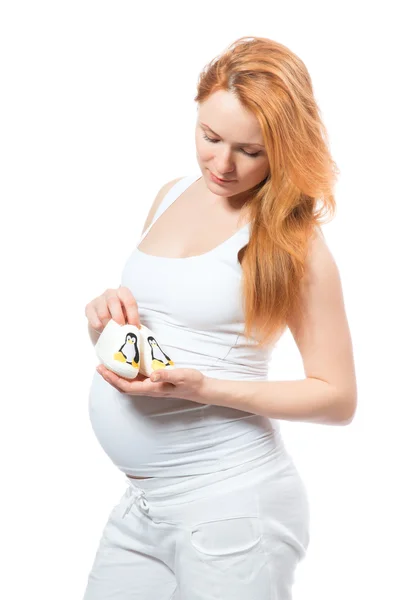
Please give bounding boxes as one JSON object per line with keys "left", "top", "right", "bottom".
{"left": 82, "top": 448, "right": 310, "bottom": 599}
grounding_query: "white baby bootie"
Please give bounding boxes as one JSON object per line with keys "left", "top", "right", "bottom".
{"left": 138, "top": 323, "right": 176, "bottom": 377}
{"left": 95, "top": 319, "right": 175, "bottom": 379}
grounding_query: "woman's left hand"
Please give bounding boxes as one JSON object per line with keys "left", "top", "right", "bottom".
{"left": 96, "top": 365, "right": 209, "bottom": 404}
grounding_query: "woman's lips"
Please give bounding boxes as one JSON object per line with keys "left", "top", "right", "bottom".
{"left": 209, "top": 171, "right": 235, "bottom": 184}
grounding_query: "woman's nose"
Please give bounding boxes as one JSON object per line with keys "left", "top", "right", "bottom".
{"left": 215, "top": 150, "right": 235, "bottom": 174}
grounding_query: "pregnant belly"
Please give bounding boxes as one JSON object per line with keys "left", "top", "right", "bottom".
{"left": 88, "top": 371, "right": 283, "bottom": 478}
{"left": 88, "top": 371, "right": 212, "bottom": 475}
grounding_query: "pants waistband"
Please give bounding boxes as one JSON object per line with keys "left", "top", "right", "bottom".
{"left": 122, "top": 445, "right": 293, "bottom": 520}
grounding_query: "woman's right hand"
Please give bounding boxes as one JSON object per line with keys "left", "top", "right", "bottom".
{"left": 85, "top": 286, "right": 141, "bottom": 334}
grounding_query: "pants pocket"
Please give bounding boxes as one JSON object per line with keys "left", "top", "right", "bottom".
{"left": 190, "top": 515, "right": 262, "bottom": 558}
{"left": 181, "top": 515, "right": 271, "bottom": 592}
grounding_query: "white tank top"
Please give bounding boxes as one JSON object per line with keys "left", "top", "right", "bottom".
{"left": 88, "top": 174, "right": 291, "bottom": 477}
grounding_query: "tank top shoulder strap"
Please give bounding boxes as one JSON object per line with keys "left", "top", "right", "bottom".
{"left": 137, "top": 173, "right": 201, "bottom": 245}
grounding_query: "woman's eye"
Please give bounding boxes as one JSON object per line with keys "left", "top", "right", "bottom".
{"left": 202, "top": 133, "right": 260, "bottom": 158}
{"left": 202, "top": 133, "right": 218, "bottom": 144}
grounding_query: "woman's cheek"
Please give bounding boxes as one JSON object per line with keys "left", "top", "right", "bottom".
{"left": 196, "top": 141, "right": 211, "bottom": 162}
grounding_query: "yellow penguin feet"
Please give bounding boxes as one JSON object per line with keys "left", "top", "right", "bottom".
{"left": 151, "top": 359, "right": 166, "bottom": 370}
{"left": 113, "top": 351, "right": 127, "bottom": 363}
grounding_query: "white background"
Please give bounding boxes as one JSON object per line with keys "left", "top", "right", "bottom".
{"left": 1, "top": 1, "right": 418, "bottom": 598}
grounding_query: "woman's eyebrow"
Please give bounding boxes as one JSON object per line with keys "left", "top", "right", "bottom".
{"left": 200, "top": 122, "right": 265, "bottom": 148}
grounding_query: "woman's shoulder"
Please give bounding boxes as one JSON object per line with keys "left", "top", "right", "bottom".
{"left": 140, "top": 176, "right": 186, "bottom": 235}
{"left": 160, "top": 175, "right": 186, "bottom": 194}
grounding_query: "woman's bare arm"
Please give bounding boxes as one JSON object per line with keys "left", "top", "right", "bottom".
{"left": 198, "top": 229, "right": 358, "bottom": 425}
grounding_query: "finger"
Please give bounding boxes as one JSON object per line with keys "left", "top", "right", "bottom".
{"left": 98, "top": 368, "right": 134, "bottom": 393}
{"left": 95, "top": 296, "right": 113, "bottom": 328}
{"left": 97, "top": 367, "right": 124, "bottom": 392}
{"left": 119, "top": 376, "right": 173, "bottom": 394}
{"left": 117, "top": 286, "right": 141, "bottom": 329}
{"left": 96, "top": 364, "right": 143, "bottom": 391}
{"left": 98, "top": 366, "right": 157, "bottom": 395}
{"left": 151, "top": 368, "right": 181, "bottom": 384}
{"left": 85, "top": 304, "right": 104, "bottom": 332}
{"left": 104, "top": 290, "right": 126, "bottom": 326}
{"left": 134, "top": 372, "right": 148, "bottom": 382}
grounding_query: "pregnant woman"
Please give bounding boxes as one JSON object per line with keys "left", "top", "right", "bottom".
{"left": 83, "top": 36, "right": 357, "bottom": 600}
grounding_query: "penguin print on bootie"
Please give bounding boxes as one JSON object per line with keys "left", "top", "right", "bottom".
{"left": 147, "top": 336, "right": 174, "bottom": 371}
{"left": 95, "top": 320, "right": 176, "bottom": 378}
{"left": 113, "top": 332, "right": 140, "bottom": 369}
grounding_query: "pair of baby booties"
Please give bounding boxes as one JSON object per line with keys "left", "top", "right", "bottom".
{"left": 95, "top": 319, "right": 175, "bottom": 379}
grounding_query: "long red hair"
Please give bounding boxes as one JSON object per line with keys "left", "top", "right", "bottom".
{"left": 194, "top": 36, "right": 338, "bottom": 348}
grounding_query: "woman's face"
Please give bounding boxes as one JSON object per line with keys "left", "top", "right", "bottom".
{"left": 195, "top": 90, "right": 270, "bottom": 198}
